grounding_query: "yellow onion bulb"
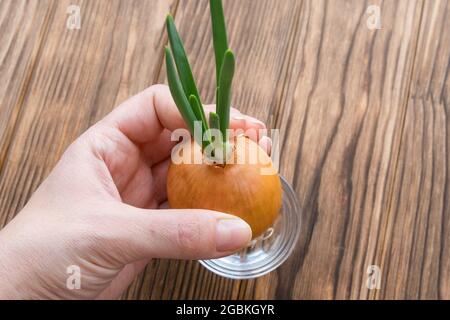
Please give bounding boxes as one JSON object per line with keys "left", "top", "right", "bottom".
{"left": 167, "top": 135, "right": 282, "bottom": 238}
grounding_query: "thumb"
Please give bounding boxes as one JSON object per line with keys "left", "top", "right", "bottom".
{"left": 116, "top": 204, "right": 253, "bottom": 261}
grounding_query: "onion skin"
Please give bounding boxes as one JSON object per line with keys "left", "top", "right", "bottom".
{"left": 167, "top": 136, "right": 282, "bottom": 238}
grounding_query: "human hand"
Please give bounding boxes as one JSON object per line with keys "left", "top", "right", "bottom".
{"left": 0, "top": 85, "right": 270, "bottom": 299}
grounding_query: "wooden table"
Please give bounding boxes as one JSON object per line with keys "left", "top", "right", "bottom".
{"left": 0, "top": 0, "right": 449, "bottom": 299}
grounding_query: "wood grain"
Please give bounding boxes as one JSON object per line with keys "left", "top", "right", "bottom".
{"left": 0, "top": 0, "right": 54, "bottom": 171}
{"left": 275, "top": 0, "right": 423, "bottom": 299}
{"left": 374, "top": 0, "right": 450, "bottom": 299}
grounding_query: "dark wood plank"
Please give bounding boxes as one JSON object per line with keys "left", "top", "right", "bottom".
{"left": 0, "top": 0, "right": 54, "bottom": 171}
{"left": 374, "top": 0, "right": 450, "bottom": 299}
{"left": 273, "top": 0, "right": 423, "bottom": 299}
{"left": 124, "top": 0, "right": 304, "bottom": 300}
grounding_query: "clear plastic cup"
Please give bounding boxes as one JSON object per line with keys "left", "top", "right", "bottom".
{"left": 199, "top": 176, "right": 301, "bottom": 279}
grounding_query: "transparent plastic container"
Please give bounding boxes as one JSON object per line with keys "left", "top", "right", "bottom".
{"left": 199, "top": 176, "right": 301, "bottom": 279}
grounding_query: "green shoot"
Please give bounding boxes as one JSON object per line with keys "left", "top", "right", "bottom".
{"left": 165, "top": 0, "right": 235, "bottom": 162}
{"left": 217, "top": 50, "right": 235, "bottom": 142}
{"left": 166, "top": 15, "right": 210, "bottom": 148}
{"left": 165, "top": 47, "right": 198, "bottom": 138}
{"left": 209, "top": 0, "right": 229, "bottom": 86}
{"left": 166, "top": 16, "right": 202, "bottom": 105}
{"left": 189, "top": 95, "right": 210, "bottom": 149}
{"left": 209, "top": 112, "right": 220, "bottom": 131}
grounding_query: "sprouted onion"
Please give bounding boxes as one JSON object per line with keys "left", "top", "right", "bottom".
{"left": 165, "top": 0, "right": 282, "bottom": 238}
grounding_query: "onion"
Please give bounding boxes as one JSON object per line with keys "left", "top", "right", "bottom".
{"left": 167, "top": 135, "right": 282, "bottom": 238}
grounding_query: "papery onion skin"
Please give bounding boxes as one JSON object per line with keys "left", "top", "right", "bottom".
{"left": 167, "top": 136, "right": 282, "bottom": 238}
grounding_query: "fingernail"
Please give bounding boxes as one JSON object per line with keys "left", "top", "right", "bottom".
{"left": 216, "top": 219, "right": 252, "bottom": 252}
{"left": 259, "top": 136, "right": 272, "bottom": 156}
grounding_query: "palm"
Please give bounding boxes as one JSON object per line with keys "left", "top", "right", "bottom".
{"left": 101, "top": 129, "right": 174, "bottom": 209}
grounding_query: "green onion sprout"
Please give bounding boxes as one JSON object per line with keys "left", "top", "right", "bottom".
{"left": 165, "top": 0, "right": 235, "bottom": 162}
